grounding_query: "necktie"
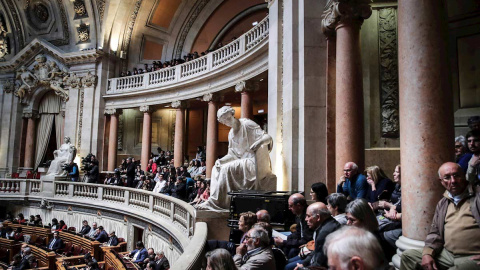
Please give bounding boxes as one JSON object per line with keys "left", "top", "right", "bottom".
{"left": 50, "top": 239, "right": 56, "bottom": 249}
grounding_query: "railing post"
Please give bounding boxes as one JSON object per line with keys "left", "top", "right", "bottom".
{"left": 174, "top": 65, "right": 182, "bottom": 82}
{"left": 19, "top": 180, "right": 27, "bottom": 196}
{"left": 98, "top": 186, "right": 103, "bottom": 200}
{"left": 109, "top": 79, "right": 117, "bottom": 93}
{"left": 206, "top": 53, "right": 213, "bottom": 71}
{"left": 68, "top": 183, "right": 74, "bottom": 197}
{"left": 143, "top": 73, "right": 149, "bottom": 89}
{"left": 125, "top": 190, "right": 130, "bottom": 206}
{"left": 187, "top": 212, "right": 191, "bottom": 236}
{"left": 149, "top": 195, "right": 154, "bottom": 212}
{"left": 170, "top": 202, "right": 175, "bottom": 221}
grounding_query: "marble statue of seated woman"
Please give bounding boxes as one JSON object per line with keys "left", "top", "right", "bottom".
{"left": 197, "top": 106, "right": 276, "bottom": 211}
{"left": 46, "top": 136, "right": 76, "bottom": 177}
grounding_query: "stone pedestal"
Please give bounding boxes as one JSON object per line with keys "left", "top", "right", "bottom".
{"left": 39, "top": 174, "right": 68, "bottom": 198}
{"left": 195, "top": 210, "right": 231, "bottom": 241}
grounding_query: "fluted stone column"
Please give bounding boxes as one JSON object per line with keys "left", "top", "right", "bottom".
{"left": 105, "top": 108, "right": 120, "bottom": 171}
{"left": 23, "top": 112, "right": 38, "bottom": 170}
{"left": 392, "top": 1, "right": 453, "bottom": 268}
{"left": 172, "top": 101, "right": 186, "bottom": 168}
{"left": 235, "top": 80, "right": 255, "bottom": 119}
{"left": 140, "top": 105, "right": 153, "bottom": 171}
{"left": 322, "top": 0, "right": 372, "bottom": 180}
{"left": 203, "top": 93, "right": 219, "bottom": 179}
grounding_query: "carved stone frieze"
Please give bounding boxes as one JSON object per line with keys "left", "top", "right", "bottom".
{"left": 121, "top": 0, "right": 142, "bottom": 54}
{"left": 77, "top": 23, "right": 90, "bottom": 43}
{"left": 73, "top": 0, "right": 89, "bottom": 19}
{"left": 378, "top": 7, "right": 399, "bottom": 138}
{"left": 97, "top": 0, "right": 106, "bottom": 22}
{"left": 321, "top": 0, "right": 372, "bottom": 36}
{"left": 174, "top": 0, "right": 208, "bottom": 59}
{"left": 0, "top": 15, "right": 9, "bottom": 60}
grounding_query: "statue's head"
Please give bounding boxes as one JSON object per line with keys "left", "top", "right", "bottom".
{"left": 35, "top": 54, "right": 47, "bottom": 63}
{"left": 217, "top": 106, "right": 236, "bottom": 126}
{"left": 64, "top": 136, "right": 71, "bottom": 143}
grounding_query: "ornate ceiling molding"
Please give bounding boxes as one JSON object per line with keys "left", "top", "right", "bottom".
{"left": 3, "top": 0, "right": 26, "bottom": 49}
{"left": 0, "top": 38, "right": 103, "bottom": 73}
{"left": 121, "top": 0, "right": 143, "bottom": 54}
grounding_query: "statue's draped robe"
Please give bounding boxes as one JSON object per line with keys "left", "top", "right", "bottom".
{"left": 201, "top": 118, "right": 265, "bottom": 211}
{"left": 46, "top": 142, "right": 75, "bottom": 176}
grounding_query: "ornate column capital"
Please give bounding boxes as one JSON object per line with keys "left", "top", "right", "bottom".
{"left": 171, "top": 100, "right": 186, "bottom": 109}
{"left": 80, "top": 71, "right": 98, "bottom": 88}
{"left": 139, "top": 105, "right": 153, "bottom": 113}
{"left": 2, "top": 80, "right": 14, "bottom": 93}
{"left": 104, "top": 107, "right": 121, "bottom": 115}
{"left": 234, "top": 80, "right": 259, "bottom": 93}
{"left": 321, "top": 0, "right": 372, "bottom": 35}
{"left": 202, "top": 93, "right": 219, "bottom": 103}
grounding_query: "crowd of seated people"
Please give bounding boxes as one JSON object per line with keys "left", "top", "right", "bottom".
{"left": 103, "top": 147, "right": 210, "bottom": 204}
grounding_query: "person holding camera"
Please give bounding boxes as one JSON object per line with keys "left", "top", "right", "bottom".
{"left": 68, "top": 161, "right": 79, "bottom": 182}
{"left": 87, "top": 160, "right": 99, "bottom": 183}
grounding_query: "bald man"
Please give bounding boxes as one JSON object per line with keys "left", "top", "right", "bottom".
{"left": 256, "top": 210, "right": 271, "bottom": 223}
{"left": 285, "top": 202, "right": 341, "bottom": 270}
{"left": 275, "top": 193, "right": 314, "bottom": 259}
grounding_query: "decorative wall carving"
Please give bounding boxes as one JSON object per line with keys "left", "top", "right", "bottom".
{"left": 77, "top": 88, "right": 84, "bottom": 149}
{"left": 321, "top": 0, "right": 372, "bottom": 36}
{"left": 0, "top": 16, "right": 8, "bottom": 60}
{"left": 96, "top": 0, "right": 106, "bottom": 22}
{"left": 50, "top": 0, "right": 70, "bottom": 46}
{"left": 118, "top": 114, "right": 124, "bottom": 150}
{"left": 378, "top": 7, "right": 399, "bottom": 138}
{"left": 173, "top": 0, "right": 208, "bottom": 59}
{"left": 81, "top": 71, "right": 97, "bottom": 87}
{"left": 2, "top": 80, "right": 14, "bottom": 93}
{"left": 73, "top": 0, "right": 89, "bottom": 19}
{"left": 121, "top": 0, "right": 143, "bottom": 54}
{"left": 33, "top": 3, "right": 49, "bottom": 22}
{"left": 77, "top": 23, "right": 90, "bottom": 43}
{"left": 4, "top": 0, "right": 25, "bottom": 48}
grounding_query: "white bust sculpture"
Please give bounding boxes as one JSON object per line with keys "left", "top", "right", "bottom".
{"left": 197, "top": 106, "right": 276, "bottom": 211}
{"left": 46, "top": 136, "right": 76, "bottom": 176}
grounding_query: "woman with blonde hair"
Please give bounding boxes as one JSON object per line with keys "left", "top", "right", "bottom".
{"left": 364, "top": 165, "right": 395, "bottom": 203}
{"left": 345, "top": 199, "right": 379, "bottom": 233}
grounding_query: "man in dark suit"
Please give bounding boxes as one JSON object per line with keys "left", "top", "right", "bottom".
{"left": 94, "top": 226, "right": 109, "bottom": 243}
{"left": 154, "top": 251, "right": 170, "bottom": 270}
{"left": 9, "top": 253, "right": 30, "bottom": 270}
{"left": 129, "top": 241, "right": 148, "bottom": 264}
{"left": 126, "top": 157, "right": 136, "bottom": 188}
{"left": 47, "top": 232, "right": 64, "bottom": 252}
{"left": 88, "top": 160, "right": 99, "bottom": 183}
{"left": 105, "top": 231, "right": 119, "bottom": 246}
{"left": 79, "top": 220, "right": 91, "bottom": 235}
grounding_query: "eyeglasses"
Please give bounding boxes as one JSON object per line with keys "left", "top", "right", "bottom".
{"left": 343, "top": 169, "right": 352, "bottom": 172}
{"left": 441, "top": 173, "right": 462, "bottom": 182}
{"left": 244, "top": 235, "right": 256, "bottom": 240}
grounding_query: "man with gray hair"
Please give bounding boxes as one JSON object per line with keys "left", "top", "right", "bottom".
{"left": 234, "top": 227, "right": 276, "bottom": 270}
{"left": 337, "top": 162, "right": 368, "bottom": 200}
{"left": 285, "top": 202, "right": 341, "bottom": 270}
{"left": 154, "top": 251, "right": 169, "bottom": 270}
{"left": 325, "top": 226, "right": 385, "bottom": 270}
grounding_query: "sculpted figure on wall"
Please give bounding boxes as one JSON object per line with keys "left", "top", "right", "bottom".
{"left": 197, "top": 106, "right": 276, "bottom": 211}
{"left": 47, "top": 136, "right": 76, "bottom": 176}
{"left": 0, "top": 18, "right": 8, "bottom": 60}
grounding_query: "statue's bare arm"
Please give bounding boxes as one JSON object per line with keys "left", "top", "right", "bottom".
{"left": 250, "top": 134, "right": 273, "bottom": 152}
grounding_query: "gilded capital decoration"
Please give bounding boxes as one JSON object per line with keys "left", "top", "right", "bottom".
{"left": 321, "top": 0, "right": 372, "bottom": 36}
{"left": 139, "top": 105, "right": 152, "bottom": 113}
{"left": 73, "top": 0, "right": 88, "bottom": 19}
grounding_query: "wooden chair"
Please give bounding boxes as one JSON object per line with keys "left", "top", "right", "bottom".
{"left": 67, "top": 227, "right": 76, "bottom": 233}
{"left": 61, "top": 241, "right": 73, "bottom": 256}
{"left": 72, "top": 245, "right": 83, "bottom": 256}
{"left": 29, "top": 234, "right": 38, "bottom": 245}
{"left": 35, "top": 236, "right": 46, "bottom": 246}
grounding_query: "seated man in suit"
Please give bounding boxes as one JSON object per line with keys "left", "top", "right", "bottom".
{"left": 234, "top": 227, "right": 276, "bottom": 270}
{"left": 94, "top": 226, "right": 109, "bottom": 243}
{"left": 105, "top": 231, "right": 119, "bottom": 246}
{"left": 47, "top": 231, "right": 64, "bottom": 252}
{"left": 154, "top": 251, "right": 169, "bottom": 270}
{"left": 79, "top": 220, "right": 91, "bottom": 235}
{"left": 8, "top": 254, "right": 29, "bottom": 270}
{"left": 129, "top": 241, "right": 148, "bottom": 264}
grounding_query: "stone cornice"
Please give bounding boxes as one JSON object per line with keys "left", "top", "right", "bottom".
{"left": 0, "top": 38, "right": 104, "bottom": 73}
{"left": 321, "top": 0, "right": 372, "bottom": 35}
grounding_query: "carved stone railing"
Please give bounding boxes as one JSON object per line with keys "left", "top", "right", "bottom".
{"left": 0, "top": 178, "right": 207, "bottom": 270}
{"left": 106, "top": 16, "right": 269, "bottom": 95}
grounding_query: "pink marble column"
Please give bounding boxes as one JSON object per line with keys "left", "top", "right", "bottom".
{"left": 23, "top": 113, "right": 38, "bottom": 169}
{"left": 140, "top": 106, "right": 153, "bottom": 171}
{"left": 203, "top": 94, "right": 218, "bottom": 179}
{"left": 398, "top": 0, "right": 453, "bottom": 241}
{"left": 322, "top": 1, "right": 372, "bottom": 179}
{"left": 240, "top": 91, "right": 253, "bottom": 119}
{"left": 326, "top": 36, "right": 337, "bottom": 192}
{"left": 172, "top": 101, "right": 185, "bottom": 168}
{"left": 106, "top": 108, "right": 120, "bottom": 171}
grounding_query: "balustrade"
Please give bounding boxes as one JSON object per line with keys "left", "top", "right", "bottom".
{"left": 106, "top": 16, "right": 269, "bottom": 95}
{"left": 73, "top": 184, "right": 98, "bottom": 199}
{"left": 103, "top": 187, "right": 125, "bottom": 203}
{"left": 0, "top": 179, "right": 20, "bottom": 193}
{"left": 55, "top": 182, "right": 69, "bottom": 196}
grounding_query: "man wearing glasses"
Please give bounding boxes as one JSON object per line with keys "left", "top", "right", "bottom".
{"left": 234, "top": 227, "right": 275, "bottom": 270}
{"left": 337, "top": 162, "right": 368, "bottom": 200}
{"left": 401, "top": 162, "right": 480, "bottom": 270}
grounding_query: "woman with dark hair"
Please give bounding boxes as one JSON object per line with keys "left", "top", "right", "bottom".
{"left": 345, "top": 199, "right": 379, "bottom": 233}
{"left": 56, "top": 220, "right": 67, "bottom": 231}
{"left": 206, "top": 248, "right": 236, "bottom": 270}
{"left": 15, "top": 213, "right": 26, "bottom": 224}
{"left": 326, "top": 193, "right": 348, "bottom": 225}
{"left": 51, "top": 218, "right": 59, "bottom": 230}
{"left": 309, "top": 182, "right": 328, "bottom": 204}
